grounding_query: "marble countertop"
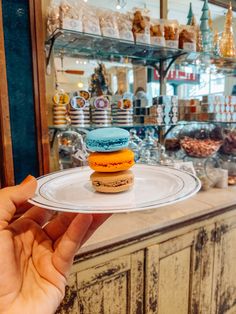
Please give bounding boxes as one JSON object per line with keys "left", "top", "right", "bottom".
{"left": 78, "top": 187, "right": 236, "bottom": 255}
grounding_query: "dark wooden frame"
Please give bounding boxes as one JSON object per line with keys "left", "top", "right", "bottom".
{"left": 0, "top": 0, "right": 15, "bottom": 187}
{"left": 29, "top": 0, "right": 50, "bottom": 176}
{"left": 160, "top": 0, "right": 168, "bottom": 19}
{"left": 0, "top": 0, "right": 50, "bottom": 187}
{"left": 208, "top": 0, "right": 236, "bottom": 10}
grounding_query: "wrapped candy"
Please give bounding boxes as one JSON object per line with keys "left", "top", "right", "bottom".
{"left": 132, "top": 9, "right": 151, "bottom": 44}
{"left": 59, "top": 0, "right": 83, "bottom": 32}
{"left": 83, "top": 5, "right": 101, "bottom": 35}
{"left": 163, "top": 20, "right": 179, "bottom": 49}
{"left": 47, "top": 4, "right": 60, "bottom": 35}
{"left": 117, "top": 12, "right": 134, "bottom": 41}
{"left": 179, "top": 25, "right": 196, "bottom": 51}
{"left": 150, "top": 19, "right": 165, "bottom": 46}
{"left": 98, "top": 9, "right": 119, "bottom": 38}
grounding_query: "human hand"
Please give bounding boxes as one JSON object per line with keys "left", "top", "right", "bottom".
{"left": 0, "top": 176, "right": 110, "bottom": 314}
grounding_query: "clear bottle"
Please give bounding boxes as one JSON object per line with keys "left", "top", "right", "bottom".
{"left": 138, "top": 128, "right": 160, "bottom": 164}
{"left": 219, "top": 154, "right": 236, "bottom": 186}
{"left": 57, "top": 130, "right": 88, "bottom": 169}
{"left": 184, "top": 155, "right": 221, "bottom": 190}
{"left": 128, "top": 129, "right": 143, "bottom": 162}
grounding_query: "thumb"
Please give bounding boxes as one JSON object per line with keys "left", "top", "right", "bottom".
{"left": 0, "top": 175, "right": 37, "bottom": 226}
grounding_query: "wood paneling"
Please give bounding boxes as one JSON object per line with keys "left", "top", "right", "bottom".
{"left": 29, "top": 0, "right": 50, "bottom": 175}
{"left": 0, "top": 0, "right": 14, "bottom": 186}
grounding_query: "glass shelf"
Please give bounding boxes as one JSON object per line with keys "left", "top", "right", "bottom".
{"left": 49, "top": 124, "right": 164, "bottom": 131}
{"left": 49, "top": 121, "right": 236, "bottom": 132}
{"left": 46, "top": 29, "right": 236, "bottom": 74}
{"left": 46, "top": 29, "right": 187, "bottom": 66}
{"left": 180, "top": 52, "right": 236, "bottom": 75}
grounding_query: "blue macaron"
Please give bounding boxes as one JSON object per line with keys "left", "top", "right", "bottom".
{"left": 86, "top": 127, "right": 130, "bottom": 152}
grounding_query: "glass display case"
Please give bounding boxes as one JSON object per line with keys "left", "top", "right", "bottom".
{"left": 44, "top": 1, "right": 236, "bottom": 189}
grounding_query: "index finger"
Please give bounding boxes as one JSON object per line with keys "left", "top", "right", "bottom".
{"left": 0, "top": 175, "right": 37, "bottom": 228}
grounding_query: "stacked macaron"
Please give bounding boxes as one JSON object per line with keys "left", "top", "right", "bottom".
{"left": 86, "top": 127, "right": 135, "bottom": 193}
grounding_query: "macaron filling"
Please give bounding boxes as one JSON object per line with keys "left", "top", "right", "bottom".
{"left": 91, "top": 160, "right": 134, "bottom": 167}
{"left": 87, "top": 138, "right": 129, "bottom": 151}
{"left": 92, "top": 177, "right": 133, "bottom": 188}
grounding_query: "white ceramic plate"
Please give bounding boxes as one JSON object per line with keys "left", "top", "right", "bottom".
{"left": 29, "top": 165, "right": 201, "bottom": 213}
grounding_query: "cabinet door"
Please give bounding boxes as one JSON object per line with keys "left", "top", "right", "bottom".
{"left": 73, "top": 250, "right": 144, "bottom": 314}
{"left": 146, "top": 226, "right": 214, "bottom": 314}
{"left": 212, "top": 215, "right": 236, "bottom": 314}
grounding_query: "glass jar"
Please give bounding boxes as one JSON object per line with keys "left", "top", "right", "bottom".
{"left": 57, "top": 130, "right": 88, "bottom": 169}
{"left": 178, "top": 123, "right": 222, "bottom": 158}
{"left": 219, "top": 154, "right": 236, "bottom": 186}
{"left": 138, "top": 128, "right": 160, "bottom": 164}
{"left": 220, "top": 125, "right": 236, "bottom": 156}
{"left": 184, "top": 155, "right": 221, "bottom": 191}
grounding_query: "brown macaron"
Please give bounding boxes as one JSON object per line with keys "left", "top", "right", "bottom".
{"left": 90, "top": 170, "right": 134, "bottom": 193}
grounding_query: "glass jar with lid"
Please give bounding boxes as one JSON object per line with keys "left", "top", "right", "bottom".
{"left": 218, "top": 124, "right": 236, "bottom": 185}
{"left": 179, "top": 122, "right": 222, "bottom": 158}
{"left": 177, "top": 123, "right": 223, "bottom": 190}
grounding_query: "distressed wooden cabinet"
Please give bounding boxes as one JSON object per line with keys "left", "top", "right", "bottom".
{"left": 212, "top": 215, "right": 236, "bottom": 314}
{"left": 145, "top": 225, "right": 214, "bottom": 314}
{"left": 56, "top": 208, "right": 236, "bottom": 314}
{"left": 57, "top": 251, "right": 145, "bottom": 314}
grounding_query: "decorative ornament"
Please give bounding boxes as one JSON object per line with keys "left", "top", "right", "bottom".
{"left": 200, "top": 0, "right": 212, "bottom": 52}
{"left": 208, "top": 9, "right": 213, "bottom": 32}
{"left": 187, "top": 3, "right": 194, "bottom": 25}
{"left": 191, "top": 15, "right": 197, "bottom": 27}
{"left": 213, "top": 29, "right": 220, "bottom": 57}
{"left": 208, "top": 9, "right": 214, "bottom": 49}
{"left": 219, "top": 2, "right": 236, "bottom": 58}
{"left": 196, "top": 26, "right": 203, "bottom": 52}
{"left": 89, "top": 63, "right": 112, "bottom": 97}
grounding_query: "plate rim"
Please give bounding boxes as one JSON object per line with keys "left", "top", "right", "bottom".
{"left": 29, "top": 164, "right": 201, "bottom": 214}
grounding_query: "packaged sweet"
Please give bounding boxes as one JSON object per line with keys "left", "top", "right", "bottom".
{"left": 117, "top": 12, "right": 134, "bottom": 41}
{"left": 69, "top": 94, "right": 91, "bottom": 128}
{"left": 91, "top": 96, "right": 112, "bottom": 127}
{"left": 47, "top": 4, "right": 60, "bottom": 35}
{"left": 220, "top": 128, "right": 236, "bottom": 155}
{"left": 83, "top": 5, "right": 101, "bottom": 35}
{"left": 132, "top": 9, "right": 151, "bottom": 44}
{"left": 98, "top": 9, "right": 119, "bottom": 38}
{"left": 150, "top": 19, "right": 165, "bottom": 46}
{"left": 179, "top": 25, "right": 196, "bottom": 51}
{"left": 59, "top": 0, "right": 83, "bottom": 32}
{"left": 163, "top": 20, "right": 179, "bottom": 49}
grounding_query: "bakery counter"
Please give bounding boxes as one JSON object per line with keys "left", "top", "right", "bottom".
{"left": 78, "top": 186, "right": 236, "bottom": 257}
{"left": 58, "top": 187, "right": 236, "bottom": 314}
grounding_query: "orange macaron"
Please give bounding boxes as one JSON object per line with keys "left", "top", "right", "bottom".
{"left": 88, "top": 149, "right": 135, "bottom": 172}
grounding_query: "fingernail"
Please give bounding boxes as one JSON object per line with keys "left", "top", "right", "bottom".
{"left": 20, "top": 175, "right": 35, "bottom": 186}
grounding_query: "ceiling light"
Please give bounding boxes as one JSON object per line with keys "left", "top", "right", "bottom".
{"left": 116, "top": 0, "right": 126, "bottom": 10}
{"left": 78, "top": 82, "right": 84, "bottom": 88}
{"left": 76, "top": 60, "right": 79, "bottom": 64}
